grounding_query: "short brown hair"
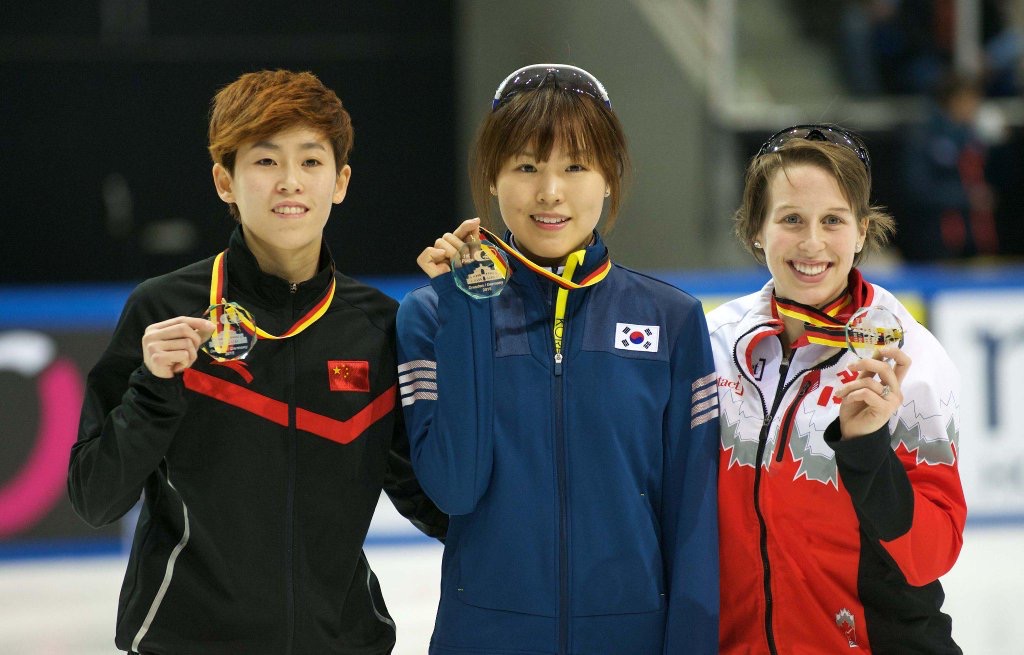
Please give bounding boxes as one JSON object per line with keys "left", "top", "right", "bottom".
{"left": 734, "top": 138, "right": 894, "bottom": 265}
{"left": 470, "top": 84, "right": 630, "bottom": 233}
{"left": 208, "top": 70, "right": 353, "bottom": 219}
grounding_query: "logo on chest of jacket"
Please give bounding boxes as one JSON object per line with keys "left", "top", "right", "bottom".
{"left": 614, "top": 323, "right": 660, "bottom": 352}
{"left": 328, "top": 360, "right": 370, "bottom": 392}
{"left": 717, "top": 375, "right": 744, "bottom": 397}
{"left": 835, "top": 608, "right": 859, "bottom": 648}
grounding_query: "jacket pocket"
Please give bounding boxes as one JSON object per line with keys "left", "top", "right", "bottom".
{"left": 452, "top": 498, "right": 559, "bottom": 616}
{"left": 569, "top": 487, "right": 666, "bottom": 616}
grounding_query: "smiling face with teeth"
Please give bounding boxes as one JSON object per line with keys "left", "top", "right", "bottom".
{"left": 758, "top": 163, "right": 867, "bottom": 308}
{"left": 493, "top": 139, "right": 609, "bottom": 267}
{"left": 213, "top": 126, "right": 351, "bottom": 281}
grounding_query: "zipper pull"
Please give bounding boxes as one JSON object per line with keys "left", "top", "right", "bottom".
{"left": 799, "top": 379, "right": 813, "bottom": 396}
{"left": 289, "top": 282, "right": 298, "bottom": 294}
{"left": 554, "top": 352, "right": 563, "bottom": 376}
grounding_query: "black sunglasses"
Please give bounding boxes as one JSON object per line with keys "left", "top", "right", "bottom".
{"left": 756, "top": 124, "right": 871, "bottom": 173}
{"left": 492, "top": 64, "right": 611, "bottom": 112}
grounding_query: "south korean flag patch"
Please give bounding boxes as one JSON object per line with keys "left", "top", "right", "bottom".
{"left": 615, "top": 323, "right": 660, "bottom": 352}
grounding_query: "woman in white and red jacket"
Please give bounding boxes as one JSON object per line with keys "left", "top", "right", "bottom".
{"left": 708, "top": 124, "right": 966, "bottom": 654}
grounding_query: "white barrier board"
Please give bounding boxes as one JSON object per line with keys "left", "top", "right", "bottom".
{"left": 933, "top": 290, "right": 1024, "bottom": 520}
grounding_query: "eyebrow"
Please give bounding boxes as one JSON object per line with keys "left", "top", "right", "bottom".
{"left": 251, "top": 140, "right": 328, "bottom": 152}
{"left": 774, "top": 204, "right": 852, "bottom": 213}
{"left": 514, "top": 150, "right": 592, "bottom": 161}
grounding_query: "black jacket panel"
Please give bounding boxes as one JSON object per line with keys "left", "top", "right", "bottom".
{"left": 68, "top": 227, "right": 446, "bottom": 655}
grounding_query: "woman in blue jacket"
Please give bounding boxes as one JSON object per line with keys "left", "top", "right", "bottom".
{"left": 397, "top": 64, "right": 719, "bottom": 654}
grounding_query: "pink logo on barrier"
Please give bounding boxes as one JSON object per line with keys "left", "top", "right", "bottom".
{"left": 0, "top": 333, "right": 84, "bottom": 537}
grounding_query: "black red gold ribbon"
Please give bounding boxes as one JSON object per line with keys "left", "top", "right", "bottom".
{"left": 478, "top": 227, "right": 612, "bottom": 291}
{"left": 771, "top": 268, "right": 873, "bottom": 349}
{"left": 209, "top": 250, "right": 335, "bottom": 341}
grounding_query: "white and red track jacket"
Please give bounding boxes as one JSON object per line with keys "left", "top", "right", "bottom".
{"left": 707, "top": 271, "right": 966, "bottom": 654}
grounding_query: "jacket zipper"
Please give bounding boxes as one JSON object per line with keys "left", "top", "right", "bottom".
{"left": 774, "top": 349, "right": 844, "bottom": 463}
{"left": 731, "top": 323, "right": 791, "bottom": 655}
{"left": 752, "top": 353, "right": 789, "bottom": 655}
{"left": 733, "top": 329, "right": 846, "bottom": 654}
{"left": 285, "top": 293, "right": 297, "bottom": 655}
{"left": 547, "top": 284, "right": 570, "bottom": 655}
{"left": 775, "top": 377, "right": 815, "bottom": 462}
{"left": 554, "top": 352, "right": 569, "bottom": 654}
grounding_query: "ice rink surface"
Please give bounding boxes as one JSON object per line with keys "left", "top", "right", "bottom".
{"left": 1, "top": 525, "right": 1021, "bottom": 654}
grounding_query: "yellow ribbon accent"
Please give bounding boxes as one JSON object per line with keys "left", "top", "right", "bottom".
{"left": 208, "top": 250, "right": 336, "bottom": 342}
{"left": 553, "top": 250, "right": 584, "bottom": 355}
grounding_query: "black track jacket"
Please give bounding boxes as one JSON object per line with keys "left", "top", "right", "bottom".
{"left": 68, "top": 227, "right": 447, "bottom": 654}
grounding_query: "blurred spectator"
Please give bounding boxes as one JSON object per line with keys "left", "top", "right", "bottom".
{"left": 983, "top": 121, "right": 1024, "bottom": 257}
{"left": 897, "top": 0, "right": 952, "bottom": 93}
{"left": 897, "top": 73, "right": 1002, "bottom": 260}
{"left": 837, "top": 0, "right": 1022, "bottom": 96}
{"left": 839, "top": 0, "right": 902, "bottom": 95}
{"left": 981, "top": 0, "right": 1023, "bottom": 96}
{"left": 836, "top": 0, "right": 947, "bottom": 95}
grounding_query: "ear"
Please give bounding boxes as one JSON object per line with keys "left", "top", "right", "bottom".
{"left": 489, "top": 184, "right": 497, "bottom": 196}
{"left": 333, "top": 164, "right": 352, "bottom": 204}
{"left": 212, "top": 163, "right": 235, "bottom": 204}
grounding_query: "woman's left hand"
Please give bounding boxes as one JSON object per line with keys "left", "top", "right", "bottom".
{"left": 834, "top": 346, "right": 911, "bottom": 440}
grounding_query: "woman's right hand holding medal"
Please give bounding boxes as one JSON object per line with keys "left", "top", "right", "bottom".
{"left": 416, "top": 218, "right": 481, "bottom": 279}
{"left": 142, "top": 316, "right": 216, "bottom": 379}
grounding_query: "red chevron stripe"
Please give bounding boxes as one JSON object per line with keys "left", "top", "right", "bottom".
{"left": 182, "top": 369, "right": 394, "bottom": 445}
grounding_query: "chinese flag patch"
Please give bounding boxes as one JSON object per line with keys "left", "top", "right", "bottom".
{"left": 327, "top": 360, "right": 370, "bottom": 392}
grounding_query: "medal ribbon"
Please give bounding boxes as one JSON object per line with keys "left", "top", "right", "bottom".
{"left": 771, "top": 268, "right": 872, "bottom": 349}
{"left": 209, "top": 250, "right": 336, "bottom": 341}
{"left": 474, "top": 227, "right": 610, "bottom": 357}
{"left": 552, "top": 251, "right": 583, "bottom": 355}
{"left": 478, "top": 227, "right": 612, "bottom": 290}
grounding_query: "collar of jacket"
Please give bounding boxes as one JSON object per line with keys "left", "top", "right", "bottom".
{"left": 505, "top": 229, "right": 610, "bottom": 289}
{"left": 225, "top": 225, "right": 336, "bottom": 308}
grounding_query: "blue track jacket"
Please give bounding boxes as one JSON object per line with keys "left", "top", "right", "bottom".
{"left": 396, "top": 234, "right": 719, "bottom": 654}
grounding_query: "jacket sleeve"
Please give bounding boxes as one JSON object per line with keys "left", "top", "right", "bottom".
{"left": 826, "top": 350, "right": 966, "bottom": 587}
{"left": 395, "top": 274, "right": 495, "bottom": 515}
{"left": 67, "top": 290, "right": 188, "bottom": 527}
{"left": 662, "top": 303, "right": 720, "bottom": 653}
{"left": 382, "top": 358, "right": 450, "bottom": 541}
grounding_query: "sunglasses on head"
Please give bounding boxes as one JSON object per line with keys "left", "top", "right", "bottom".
{"left": 756, "top": 124, "right": 871, "bottom": 173}
{"left": 492, "top": 64, "right": 612, "bottom": 112}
